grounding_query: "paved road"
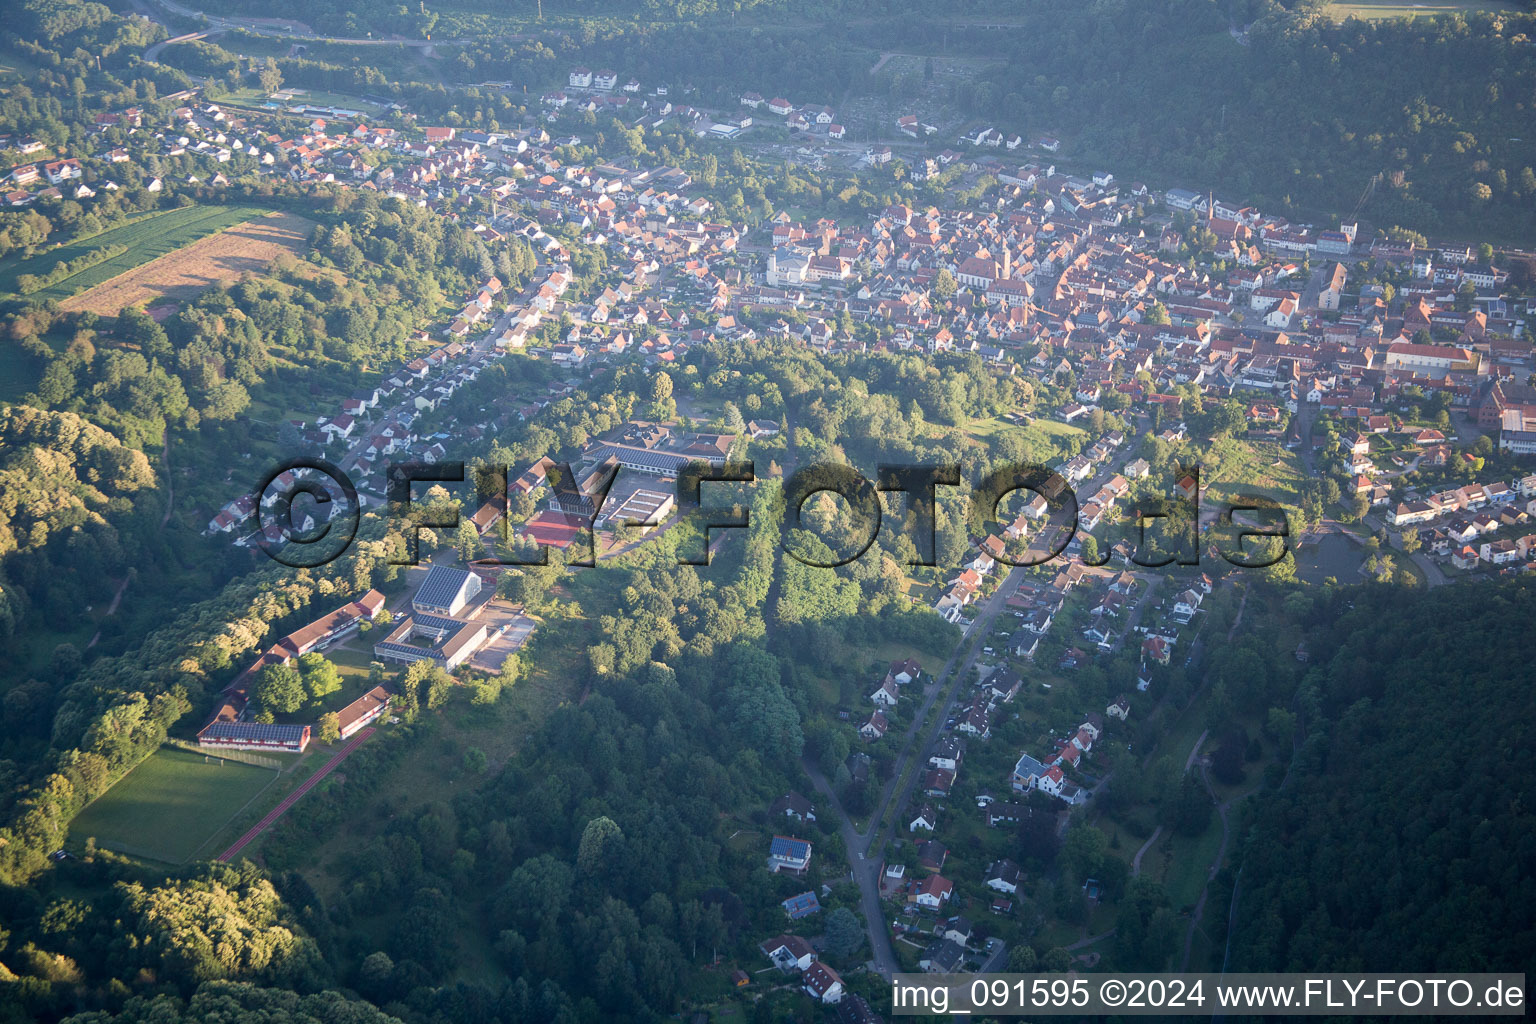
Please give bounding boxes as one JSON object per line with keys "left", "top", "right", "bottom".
{"left": 216, "top": 726, "right": 374, "bottom": 861}
{"left": 802, "top": 759, "right": 902, "bottom": 977}
{"left": 144, "top": 28, "right": 215, "bottom": 62}
{"left": 147, "top": 0, "right": 461, "bottom": 47}
{"left": 978, "top": 939, "right": 1009, "bottom": 972}
{"left": 799, "top": 440, "right": 1145, "bottom": 977}
{"left": 800, "top": 563, "right": 1029, "bottom": 979}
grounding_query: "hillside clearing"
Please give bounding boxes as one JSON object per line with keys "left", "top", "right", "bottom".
{"left": 59, "top": 210, "right": 313, "bottom": 315}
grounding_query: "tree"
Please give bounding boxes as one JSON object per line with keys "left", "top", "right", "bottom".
{"left": 578, "top": 816, "right": 623, "bottom": 873}
{"left": 424, "top": 666, "right": 453, "bottom": 709}
{"left": 254, "top": 662, "right": 305, "bottom": 716}
{"left": 933, "top": 269, "right": 958, "bottom": 301}
{"left": 823, "top": 907, "right": 864, "bottom": 959}
{"left": 651, "top": 371, "right": 673, "bottom": 405}
{"left": 1168, "top": 772, "right": 1212, "bottom": 836}
{"left": 297, "top": 652, "right": 341, "bottom": 704}
{"left": 464, "top": 747, "right": 488, "bottom": 773}
{"left": 455, "top": 519, "right": 484, "bottom": 562}
{"left": 317, "top": 712, "right": 341, "bottom": 743}
{"left": 1264, "top": 707, "right": 1296, "bottom": 745}
{"left": 1007, "top": 944, "right": 1038, "bottom": 972}
{"left": 722, "top": 401, "right": 745, "bottom": 433}
{"left": 257, "top": 58, "right": 283, "bottom": 93}
{"left": 1017, "top": 807, "right": 1060, "bottom": 865}
{"left": 1060, "top": 822, "right": 1106, "bottom": 882}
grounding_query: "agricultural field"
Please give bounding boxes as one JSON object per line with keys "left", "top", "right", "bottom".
{"left": 0, "top": 204, "right": 271, "bottom": 302}
{"left": 70, "top": 746, "right": 281, "bottom": 864}
{"left": 1326, "top": 0, "right": 1518, "bottom": 18}
{"left": 58, "top": 210, "right": 313, "bottom": 315}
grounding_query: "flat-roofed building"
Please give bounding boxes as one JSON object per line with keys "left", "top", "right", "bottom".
{"left": 595, "top": 487, "right": 675, "bottom": 531}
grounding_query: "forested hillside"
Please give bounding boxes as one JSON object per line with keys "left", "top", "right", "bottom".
{"left": 955, "top": 0, "right": 1536, "bottom": 237}
{"left": 0, "top": 406, "right": 156, "bottom": 641}
{"left": 1228, "top": 580, "right": 1536, "bottom": 970}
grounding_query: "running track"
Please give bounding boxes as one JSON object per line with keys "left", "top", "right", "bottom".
{"left": 216, "top": 727, "right": 375, "bottom": 862}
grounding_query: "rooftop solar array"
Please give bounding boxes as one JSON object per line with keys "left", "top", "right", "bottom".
{"left": 769, "top": 835, "right": 811, "bottom": 859}
{"left": 413, "top": 613, "right": 462, "bottom": 636}
{"left": 375, "top": 641, "right": 438, "bottom": 661}
{"left": 414, "top": 565, "right": 476, "bottom": 611}
{"left": 599, "top": 445, "right": 700, "bottom": 474}
{"left": 782, "top": 892, "right": 821, "bottom": 919}
{"left": 198, "top": 721, "right": 308, "bottom": 743}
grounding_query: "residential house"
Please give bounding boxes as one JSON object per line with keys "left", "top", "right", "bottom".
{"left": 803, "top": 962, "right": 844, "bottom": 1004}
{"left": 766, "top": 835, "right": 812, "bottom": 874}
{"left": 770, "top": 791, "right": 816, "bottom": 823}
{"left": 985, "top": 859, "right": 1023, "bottom": 894}
{"left": 760, "top": 934, "right": 817, "bottom": 973}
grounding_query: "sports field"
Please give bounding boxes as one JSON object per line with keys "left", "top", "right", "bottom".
{"left": 0, "top": 205, "right": 273, "bottom": 302}
{"left": 70, "top": 746, "right": 280, "bottom": 864}
{"left": 60, "top": 210, "right": 313, "bottom": 314}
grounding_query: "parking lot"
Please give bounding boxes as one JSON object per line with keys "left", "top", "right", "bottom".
{"left": 470, "top": 602, "right": 537, "bottom": 672}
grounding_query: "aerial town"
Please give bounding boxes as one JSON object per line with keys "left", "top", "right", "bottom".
{"left": 3, "top": 4, "right": 1535, "bottom": 1022}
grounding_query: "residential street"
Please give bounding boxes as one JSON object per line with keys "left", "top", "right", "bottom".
{"left": 803, "top": 562, "right": 1028, "bottom": 979}
{"left": 800, "top": 442, "right": 1148, "bottom": 979}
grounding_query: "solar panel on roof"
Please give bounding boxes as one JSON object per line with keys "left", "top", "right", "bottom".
{"left": 782, "top": 892, "right": 820, "bottom": 918}
{"left": 375, "top": 642, "right": 436, "bottom": 660}
{"left": 199, "top": 721, "right": 307, "bottom": 743}
{"left": 769, "top": 836, "right": 810, "bottom": 858}
{"left": 414, "top": 613, "right": 462, "bottom": 635}
{"left": 414, "top": 565, "right": 474, "bottom": 610}
{"left": 602, "top": 445, "right": 697, "bottom": 473}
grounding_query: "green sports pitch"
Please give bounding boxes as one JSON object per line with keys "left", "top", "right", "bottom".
{"left": 70, "top": 746, "right": 280, "bottom": 864}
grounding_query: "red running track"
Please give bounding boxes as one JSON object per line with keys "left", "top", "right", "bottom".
{"left": 216, "top": 726, "right": 375, "bottom": 862}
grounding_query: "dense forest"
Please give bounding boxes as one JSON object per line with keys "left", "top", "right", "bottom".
{"left": 1227, "top": 579, "right": 1536, "bottom": 971}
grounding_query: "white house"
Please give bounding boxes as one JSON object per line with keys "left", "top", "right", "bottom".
{"left": 802, "top": 962, "right": 844, "bottom": 1004}
{"left": 912, "top": 874, "right": 954, "bottom": 909}
{"left": 1172, "top": 588, "right": 1203, "bottom": 624}
{"left": 760, "top": 934, "right": 817, "bottom": 973}
{"left": 985, "top": 859, "right": 1022, "bottom": 894}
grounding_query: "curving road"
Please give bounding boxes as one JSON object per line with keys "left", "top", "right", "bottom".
{"left": 800, "top": 562, "right": 1029, "bottom": 978}
{"left": 147, "top": 0, "right": 459, "bottom": 47}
